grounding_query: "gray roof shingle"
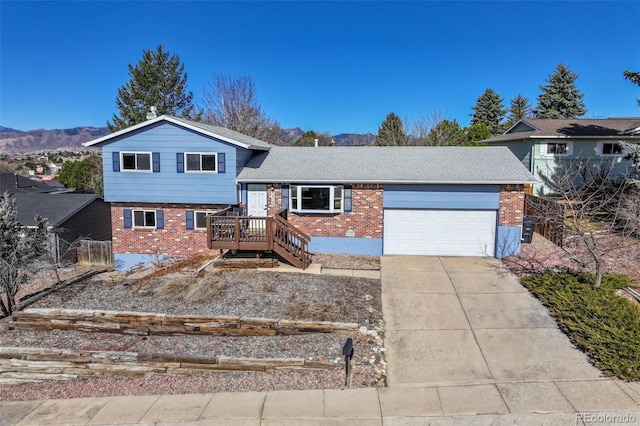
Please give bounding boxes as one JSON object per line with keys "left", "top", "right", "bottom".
{"left": 485, "top": 118, "right": 640, "bottom": 143}
{"left": 12, "top": 193, "right": 100, "bottom": 227}
{"left": 237, "top": 146, "right": 535, "bottom": 184}
{"left": 0, "top": 173, "right": 55, "bottom": 194}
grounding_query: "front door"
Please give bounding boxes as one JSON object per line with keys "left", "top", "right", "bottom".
{"left": 247, "top": 184, "right": 268, "bottom": 217}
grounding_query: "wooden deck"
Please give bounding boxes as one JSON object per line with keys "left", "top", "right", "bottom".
{"left": 207, "top": 213, "right": 311, "bottom": 269}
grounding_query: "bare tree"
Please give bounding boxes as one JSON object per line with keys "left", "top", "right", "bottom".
{"left": 201, "top": 74, "right": 282, "bottom": 143}
{"left": 0, "top": 193, "right": 52, "bottom": 317}
{"left": 408, "top": 109, "right": 449, "bottom": 144}
{"left": 539, "top": 158, "right": 640, "bottom": 286}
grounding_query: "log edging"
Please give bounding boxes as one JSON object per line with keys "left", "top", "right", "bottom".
{"left": 9, "top": 308, "right": 359, "bottom": 336}
{"left": 0, "top": 347, "right": 335, "bottom": 384}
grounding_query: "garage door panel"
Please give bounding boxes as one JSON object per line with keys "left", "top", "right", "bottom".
{"left": 383, "top": 209, "right": 496, "bottom": 257}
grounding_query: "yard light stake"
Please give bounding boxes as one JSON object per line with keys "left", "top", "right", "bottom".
{"left": 342, "top": 337, "right": 354, "bottom": 388}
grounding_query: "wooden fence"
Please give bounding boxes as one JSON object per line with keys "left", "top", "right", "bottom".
{"left": 524, "top": 194, "right": 565, "bottom": 247}
{"left": 77, "top": 240, "right": 113, "bottom": 266}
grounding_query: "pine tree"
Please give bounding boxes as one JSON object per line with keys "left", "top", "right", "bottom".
{"left": 374, "top": 112, "right": 408, "bottom": 146}
{"left": 534, "top": 63, "right": 586, "bottom": 119}
{"left": 425, "top": 119, "right": 466, "bottom": 146}
{"left": 504, "top": 94, "right": 533, "bottom": 129}
{"left": 293, "top": 130, "right": 333, "bottom": 147}
{"left": 623, "top": 70, "right": 640, "bottom": 106}
{"left": 470, "top": 89, "right": 507, "bottom": 136}
{"left": 108, "top": 45, "right": 201, "bottom": 132}
{"left": 465, "top": 123, "right": 492, "bottom": 145}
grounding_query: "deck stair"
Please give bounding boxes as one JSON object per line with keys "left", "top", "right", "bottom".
{"left": 207, "top": 210, "right": 311, "bottom": 269}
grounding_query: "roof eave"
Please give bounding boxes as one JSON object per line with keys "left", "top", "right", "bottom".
{"left": 237, "top": 178, "right": 536, "bottom": 185}
{"left": 83, "top": 115, "right": 270, "bottom": 151}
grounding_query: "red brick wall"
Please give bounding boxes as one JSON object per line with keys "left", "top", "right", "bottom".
{"left": 498, "top": 184, "right": 525, "bottom": 226}
{"left": 111, "top": 203, "right": 222, "bottom": 256}
{"left": 268, "top": 184, "right": 383, "bottom": 238}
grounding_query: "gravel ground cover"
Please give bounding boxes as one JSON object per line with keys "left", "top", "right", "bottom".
{"left": 0, "top": 255, "right": 385, "bottom": 401}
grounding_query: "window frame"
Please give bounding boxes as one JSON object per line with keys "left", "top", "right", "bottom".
{"left": 132, "top": 209, "right": 157, "bottom": 229}
{"left": 185, "top": 152, "right": 218, "bottom": 173}
{"left": 120, "top": 151, "right": 152, "bottom": 172}
{"left": 597, "top": 141, "right": 625, "bottom": 157}
{"left": 545, "top": 142, "right": 570, "bottom": 156}
{"left": 194, "top": 210, "right": 218, "bottom": 230}
{"left": 290, "top": 185, "right": 344, "bottom": 213}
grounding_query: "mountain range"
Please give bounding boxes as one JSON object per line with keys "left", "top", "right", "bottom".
{"left": 0, "top": 125, "right": 375, "bottom": 154}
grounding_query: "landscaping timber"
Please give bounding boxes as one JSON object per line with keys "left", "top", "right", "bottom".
{"left": 9, "top": 308, "right": 359, "bottom": 337}
{"left": 0, "top": 347, "right": 334, "bottom": 383}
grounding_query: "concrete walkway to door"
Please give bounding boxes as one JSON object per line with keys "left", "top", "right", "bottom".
{"left": 381, "top": 256, "right": 640, "bottom": 415}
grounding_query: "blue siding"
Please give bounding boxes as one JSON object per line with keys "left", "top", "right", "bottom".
{"left": 114, "top": 253, "right": 168, "bottom": 271}
{"left": 309, "top": 237, "right": 382, "bottom": 256}
{"left": 383, "top": 184, "right": 500, "bottom": 210}
{"left": 236, "top": 149, "right": 253, "bottom": 175}
{"left": 496, "top": 226, "right": 522, "bottom": 258}
{"left": 102, "top": 122, "right": 251, "bottom": 204}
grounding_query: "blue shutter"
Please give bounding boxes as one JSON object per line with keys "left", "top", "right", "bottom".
{"left": 344, "top": 186, "right": 352, "bottom": 212}
{"left": 112, "top": 152, "right": 120, "bottom": 172}
{"left": 186, "top": 210, "right": 194, "bottom": 230}
{"left": 177, "top": 153, "right": 184, "bottom": 173}
{"left": 281, "top": 185, "right": 289, "bottom": 209}
{"left": 152, "top": 152, "right": 160, "bottom": 172}
{"left": 156, "top": 210, "right": 164, "bottom": 229}
{"left": 218, "top": 153, "right": 226, "bottom": 173}
{"left": 123, "top": 209, "right": 132, "bottom": 228}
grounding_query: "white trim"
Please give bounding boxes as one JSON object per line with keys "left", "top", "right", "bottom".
{"left": 596, "top": 141, "right": 625, "bottom": 157}
{"left": 194, "top": 210, "right": 218, "bottom": 230}
{"left": 185, "top": 152, "right": 218, "bottom": 173}
{"left": 121, "top": 151, "right": 152, "bottom": 172}
{"left": 542, "top": 141, "right": 573, "bottom": 157}
{"left": 83, "top": 115, "right": 270, "bottom": 150}
{"left": 290, "top": 185, "right": 344, "bottom": 213}
{"left": 503, "top": 119, "right": 538, "bottom": 134}
{"left": 132, "top": 209, "right": 156, "bottom": 229}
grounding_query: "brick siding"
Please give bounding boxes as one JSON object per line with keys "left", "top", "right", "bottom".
{"left": 111, "top": 203, "right": 224, "bottom": 256}
{"left": 498, "top": 184, "right": 525, "bottom": 226}
{"left": 268, "top": 184, "right": 383, "bottom": 238}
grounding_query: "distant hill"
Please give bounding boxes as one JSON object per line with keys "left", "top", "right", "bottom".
{"left": 332, "top": 133, "right": 376, "bottom": 146}
{"left": 0, "top": 124, "right": 374, "bottom": 154}
{"left": 0, "top": 126, "right": 108, "bottom": 154}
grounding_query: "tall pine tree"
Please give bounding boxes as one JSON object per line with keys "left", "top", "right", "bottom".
{"left": 623, "top": 70, "right": 640, "bottom": 106}
{"left": 470, "top": 89, "right": 506, "bottom": 136}
{"left": 375, "top": 112, "right": 408, "bottom": 146}
{"left": 108, "top": 45, "right": 200, "bottom": 132}
{"left": 505, "top": 94, "right": 533, "bottom": 128}
{"left": 534, "top": 63, "right": 586, "bottom": 119}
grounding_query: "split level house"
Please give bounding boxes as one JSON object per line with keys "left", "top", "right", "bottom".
{"left": 84, "top": 115, "right": 535, "bottom": 270}
{"left": 482, "top": 118, "right": 640, "bottom": 195}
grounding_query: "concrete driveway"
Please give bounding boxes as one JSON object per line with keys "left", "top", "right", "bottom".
{"left": 382, "top": 256, "right": 604, "bottom": 387}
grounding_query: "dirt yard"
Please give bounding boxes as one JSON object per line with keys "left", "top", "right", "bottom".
{"left": 504, "top": 232, "right": 640, "bottom": 282}
{"left": 0, "top": 255, "right": 384, "bottom": 401}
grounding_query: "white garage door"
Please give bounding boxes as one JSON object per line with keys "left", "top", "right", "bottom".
{"left": 384, "top": 209, "right": 496, "bottom": 256}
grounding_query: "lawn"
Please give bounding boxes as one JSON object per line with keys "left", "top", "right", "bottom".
{"left": 521, "top": 270, "right": 640, "bottom": 381}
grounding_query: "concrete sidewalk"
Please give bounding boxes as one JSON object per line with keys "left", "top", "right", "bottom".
{"left": 3, "top": 384, "right": 639, "bottom": 425}
{"left": 2, "top": 256, "right": 639, "bottom": 425}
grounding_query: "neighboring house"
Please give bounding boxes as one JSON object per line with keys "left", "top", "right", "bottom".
{"left": 12, "top": 193, "right": 112, "bottom": 262}
{"left": 482, "top": 118, "right": 640, "bottom": 195}
{"left": 0, "top": 173, "right": 57, "bottom": 194}
{"left": 85, "top": 115, "right": 535, "bottom": 270}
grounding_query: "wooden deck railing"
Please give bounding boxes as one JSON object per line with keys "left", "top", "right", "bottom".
{"left": 207, "top": 213, "right": 310, "bottom": 269}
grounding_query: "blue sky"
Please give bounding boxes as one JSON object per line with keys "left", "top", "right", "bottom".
{"left": 1, "top": 1, "right": 639, "bottom": 135}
